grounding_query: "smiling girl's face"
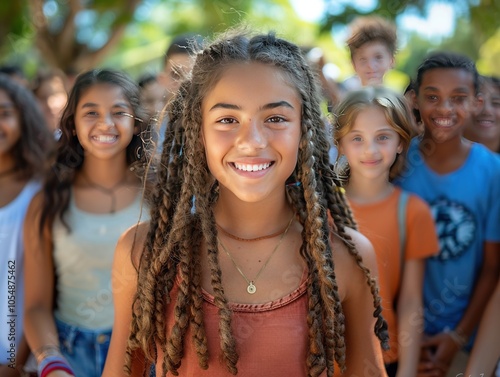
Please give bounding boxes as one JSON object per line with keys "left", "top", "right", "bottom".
{"left": 339, "top": 105, "right": 402, "bottom": 182}
{"left": 74, "top": 83, "right": 136, "bottom": 161}
{"left": 201, "top": 62, "right": 302, "bottom": 204}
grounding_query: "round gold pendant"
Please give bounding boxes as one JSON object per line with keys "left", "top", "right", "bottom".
{"left": 247, "top": 283, "right": 256, "bottom": 294}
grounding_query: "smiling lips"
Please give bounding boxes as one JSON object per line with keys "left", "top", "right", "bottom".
{"left": 232, "top": 161, "right": 273, "bottom": 172}
{"left": 476, "top": 119, "right": 495, "bottom": 129}
{"left": 91, "top": 134, "right": 118, "bottom": 143}
{"left": 433, "top": 118, "right": 455, "bottom": 128}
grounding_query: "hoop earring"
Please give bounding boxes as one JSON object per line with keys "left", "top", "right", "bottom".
{"left": 135, "top": 146, "right": 143, "bottom": 160}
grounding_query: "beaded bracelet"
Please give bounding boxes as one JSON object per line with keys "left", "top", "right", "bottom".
{"left": 41, "top": 364, "right": 74, "bottom": 377}
{"left": 34, "top": 345, "right": 61, "bottom": 364}
{"left": 37, "top": 355, "right": 75, "bottom": 377}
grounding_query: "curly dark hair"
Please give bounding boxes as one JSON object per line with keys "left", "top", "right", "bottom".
{"left": 128, "top": 30, "right": 389, "bottom": 377}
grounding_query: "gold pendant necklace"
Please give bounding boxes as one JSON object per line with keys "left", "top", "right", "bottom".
{"left": 217, "top": 214, "right": 295, "bottom": 294}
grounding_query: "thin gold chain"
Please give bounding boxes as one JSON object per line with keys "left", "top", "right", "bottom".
{"left": 217, "top": 214, "right": 295, "bottom": 294}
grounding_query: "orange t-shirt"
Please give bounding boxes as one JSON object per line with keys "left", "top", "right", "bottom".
{"left": 349, "top": 187, "right": 439, "bottom": 364}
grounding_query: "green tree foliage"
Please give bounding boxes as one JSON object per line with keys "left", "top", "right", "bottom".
{"left": 0, "top": 0, "right": 498, "bottom": 80}
{"left": 320, "top": 0, "right": 499, "bottom": 47}
{"left": 0, "top": 2, "right": 26, "bottom": 50}
{"left": 30, "top": 0, "right": 142, "bottom": 71}
{"left": 103, "top": 0, "right": 329, "bottom": 77}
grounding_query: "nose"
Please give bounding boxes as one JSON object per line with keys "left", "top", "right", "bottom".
{"left": 367, "top": 58, "right": 377, "bottom": 70}
{"left": 364, "top": 139, "right": 378, "bottom": 155}
{"left": 437, "top": 98, "right": 454, "bottom": 114}
{"left": 236, "top": 119, "right": 267, "bottom": 151}
{"left": 479, "top": 96, "right": 492, "bottom": 116}
{"left": 98, "top": 112, "right": 115, "bottom": 127}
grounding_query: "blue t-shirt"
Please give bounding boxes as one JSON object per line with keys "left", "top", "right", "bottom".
{"left": 396, "top": 139, "right": 500, "bottom": 336}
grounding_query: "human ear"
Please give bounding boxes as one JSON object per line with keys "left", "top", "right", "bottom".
{"left": 396, "top": 140, "right": 403, "bottom": 155}
{"left": 472, "top": 93, "right": 484, "bottom": 115}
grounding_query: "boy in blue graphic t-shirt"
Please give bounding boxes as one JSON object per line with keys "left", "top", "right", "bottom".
{"left": 397, "top": 52, "right": 500, "bottom": 377}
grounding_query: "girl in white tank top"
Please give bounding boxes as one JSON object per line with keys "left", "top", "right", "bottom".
{"left": 0, "top": 74, "right": 54, "bottom": 377}
{"left": 23, "top": 69, "right": 153, "bottom": 377}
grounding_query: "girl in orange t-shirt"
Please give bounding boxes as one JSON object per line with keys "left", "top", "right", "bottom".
{"left": 334, "top": 86, "right": 439, "bottom": 377}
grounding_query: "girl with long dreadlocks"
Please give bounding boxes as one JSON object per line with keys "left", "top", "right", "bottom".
{"left": 103, "top": 30, "right": 389, "bottom": 377}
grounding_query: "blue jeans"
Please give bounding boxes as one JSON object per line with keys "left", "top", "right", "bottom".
{"left": 55, "top": 318, "right": 112, "bottom": 377}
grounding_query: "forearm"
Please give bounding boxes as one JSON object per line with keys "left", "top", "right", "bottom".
{"left": 455, "top": 262, "right": 498, "bottom": 339}
{"left": 465, "top": 280, "right": 500, "bottom": 376}
{"left": 14, "top": 335, "right": 30, "bottom": 370}
{"left": 24, "top": 307, "right": 60, "bottom": 360}
{"left": 396, "top": 298, "right": 422, "bottom": 377}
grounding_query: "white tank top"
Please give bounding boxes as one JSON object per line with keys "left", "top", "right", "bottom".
{"left": 53, "top": 191, "right": 147, "bottom": 329}
{"left": 0, "top": 180, "right": 41, "bottom": 364}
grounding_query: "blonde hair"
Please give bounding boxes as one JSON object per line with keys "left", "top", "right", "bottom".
{"left": 334, "top": 86, "right": 414, "bottom": 181}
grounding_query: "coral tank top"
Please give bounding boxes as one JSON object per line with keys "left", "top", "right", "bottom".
{"left": 156, "top": 269, "right": 328, "bottom": 377}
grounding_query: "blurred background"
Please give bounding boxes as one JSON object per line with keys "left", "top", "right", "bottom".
{"left": 1, "top": 0, "right": 499, "bottom": 91}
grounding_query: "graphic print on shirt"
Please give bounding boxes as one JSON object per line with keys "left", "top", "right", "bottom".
{"left": 430, "top": 196, "right": 476, "bottom": 261}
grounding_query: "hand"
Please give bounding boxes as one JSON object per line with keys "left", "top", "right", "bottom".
{"left": 416, "top": 332, "right": 460, "bottom": 377}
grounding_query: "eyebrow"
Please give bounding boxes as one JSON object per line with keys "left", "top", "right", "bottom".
{"left": 80, "top": 102, "right": 131, "bottom": 109}
{"left": 0, "top": 103, "right": 15, "bottom": 109}
{"left": 209, "top": 100, "right": 295, "bottom": 112}
{"left": 348, "top": 127, "right": 394, "bottom": 133}
{"left": 422, "top": 86, "right": 470, "bottom": 93}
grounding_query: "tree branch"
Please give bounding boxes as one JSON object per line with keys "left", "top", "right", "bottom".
{"left": 76, "top": 0, "right": 142, "bottom": 70}
{"left": 56, "top": 0, "right": 82, "bottom": 66}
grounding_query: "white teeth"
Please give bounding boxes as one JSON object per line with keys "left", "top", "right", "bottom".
{"left": 93, "top": 135, "right": 117, "bottom": 143}
{"left": 478, "top": 120, "right": 494, "bottom": 127}
{"left": 434, "top": 119, "right": 453, "bottom": 127}
{"left": 234, "top": 162, "right": 271, "bottom": 172}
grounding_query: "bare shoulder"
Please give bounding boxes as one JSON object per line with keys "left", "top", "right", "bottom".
{"left": 24, "top": 191, "right": 51, "bottom": 248}
{"left": 331, "top": 227, "right": 378, "bottom": 300}
{"left": 25, "top": 191, "right": 44, "bottom": 220}
{"left": 115, "top": 221, "right": 150, "bottom": 271}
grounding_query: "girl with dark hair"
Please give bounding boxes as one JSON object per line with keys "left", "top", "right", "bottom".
{"left": 334, "top": 86, "right": 439, "bottom": 377}
{"left": 0, "top": 74, "right": 54, "bottom": 377}
{"left": 103, "top": 30, "right": 388, "bottom": 377}
{"left": 24, "top": 69, "right": 150, "bottom": 377}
